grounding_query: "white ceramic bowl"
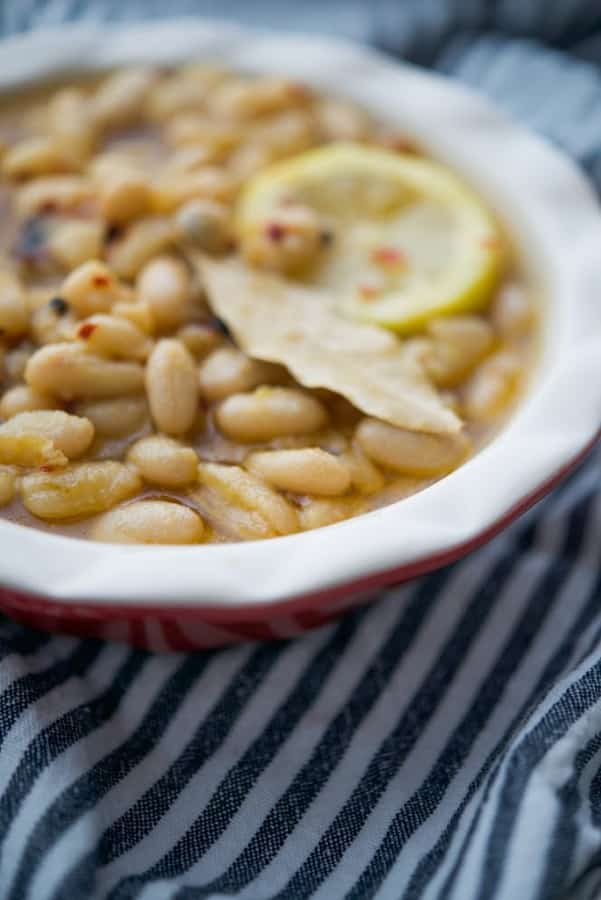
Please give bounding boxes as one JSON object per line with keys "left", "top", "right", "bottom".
{"left": 1, "top": 20, "right": 600, "bottom": 649}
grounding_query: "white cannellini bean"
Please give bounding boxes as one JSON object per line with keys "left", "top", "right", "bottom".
{"left": 4, "top": 345, "right": 34, "bottom": 382}
{"left": 356, "top": 418, "right": 471, "bottom": 476}
{"left": 15, "top": 176, "right": 94, "bottom": 218}
{"left": 152, "top": 66, "right": 226, "bottom": 114}
{"left": 145, "top": 339, "right": 199, "bottom": 435}
{"left": 424, "top": 316, "right": 495, "bottom": 387}
{"left": 146, "top": 73, "right": 217, "bottom": 120}
{"left": 2, "top": 136, "right": 78, "bottom": 179}
{"left": 91, "top": 500, "right": 204, "bottom": 544}
{"left": 216, "top": 387, "right": 328, "bottom": 443}
{"left": 99, "top": 173, "right": 153, "bottom": 225}
{"left": 136, "top": 256, "right": 191, "bottom": 331}
{"left": 241, "top": 204, "right": 329, "bottom": 276}
{"left": 127, "top": 435, "right": 198, "bottom": 487}
{"left": 492, "top": 285, "right": 536, "bottom": 339}
{"left": 0, "top": 385, "right": 56, "bottom": 419}
{"left": 112, "top": 299, "right": 155, "bottom": 335}
{"left": 176, "top": 322, "right": 223, "bottom": 358}
{"left": 47, "top": 88, "right": 97, "bottom": 164}
{"left": 73, "top": 396, "right": 148, "bottom": 438}
{"left": 198, "top": 348, "right": 281, "bottom": 401}
{"left": 30, "top": 303, "right": 76, "bottom": 345}
{"left": 0, "top": 273, "right": 28, "bottom": 338}
{"left": 108, "top": 218, "right": 176, "bottom": 279}
{"left": 228, "top": 142, "right": 275, "bottom": 182}
{"left": 93, "top": 68, "right": 157, "bottom": 129}
{"left": 89, "top": 150, "right": 142, "bottom": 182}
{"left": 152, "top": 168, "right": 235, "bottom": 214}
{"left": 26, "top": 343, "right": 144, "bottom": 400}
{"left": 246, "top": 448, "right": 351, "bottom": 496}
{"left": 174, "top": 198, "right": 232, "bottom": 253}
{"left": 197, "top": 461, "right": 298, "bottom": 535}
{"left": 299, "top": 497, "right": 366, "bottom": 531}
{"left": 0, "top": 432, "right": 66, "bottom": 467}
{"left": 340, "top": 443, "right": 385, "bottom": 494}
{"left": 314, "top": 98, "right": 370, "bottom": 141}
{"left": 73, "top": 314, "right": 151, "bottom": 360}
{"left": 48, "top": 220, "right": 104, "bottom": 271}
{"left": 191, "top": 484, "right": 273, "bottom": 540}
{"left": 0, "top": 410, "right": 94, "bottom": 458}
{"left": 462, "top": 352, "right": 522, "bottom": 421}
{"left": 164, "top": 113, "right": 241, "bottom": 152}
{"left": 21, "top": 461, "right": 142, "bottom": 520}
{"left": 61, "top": 260, "right": 123, "bottom": 317}
{"left": 208, "top": 77, "right": 309, "bottom": 121}
{"left": 165, "top": 145, "right": 216, "bottom": 173}
{"left": 0, "top": 467, "right": 16, "bottom": 506}
{"left": 254, "top": 111, "right": 316, "bottom": 157}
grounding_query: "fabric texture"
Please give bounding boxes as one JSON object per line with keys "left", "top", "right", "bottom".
{"left": 1, "top": 2, "right": 601, "bottom": 898}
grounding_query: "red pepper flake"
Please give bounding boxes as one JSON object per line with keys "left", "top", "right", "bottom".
{"left": 371, "top": 246, "right": 406, "bottom": 268}
{"left": 358, "top": 283, "right": 379, "bottom": 301}
{"left": 39, "top": 464, "right": 55, "bottom": 473}
{"left": 480, "top": 236, "right": 502, "bottom": 251}
{"left": 92, "top": 274, "right": 110, "bottom": 287}
{"left": 266, "top": 222, "right": 286, "bottom": 243}
{"left": 77, "top": 322, "right": 97, "bottom": 340}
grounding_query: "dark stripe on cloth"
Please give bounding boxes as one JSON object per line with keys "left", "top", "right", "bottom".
{"left": 0, "top": 651, "right": 147, "bottom": 841}
{"left": 0, "top": 641, "right": 105, "bottom": 753}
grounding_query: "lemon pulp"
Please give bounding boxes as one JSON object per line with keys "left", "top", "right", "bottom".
{"left": 237, "top": 142, "right": 503, "bottom": 333}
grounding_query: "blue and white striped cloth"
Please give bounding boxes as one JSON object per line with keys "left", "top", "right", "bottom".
{"left": 2, "top": 2, "right": 601, "bottom": 898}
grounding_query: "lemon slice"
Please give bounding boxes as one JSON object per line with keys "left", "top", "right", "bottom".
{"left": 237, "top": 142, "right": 503, "bottom": 333}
